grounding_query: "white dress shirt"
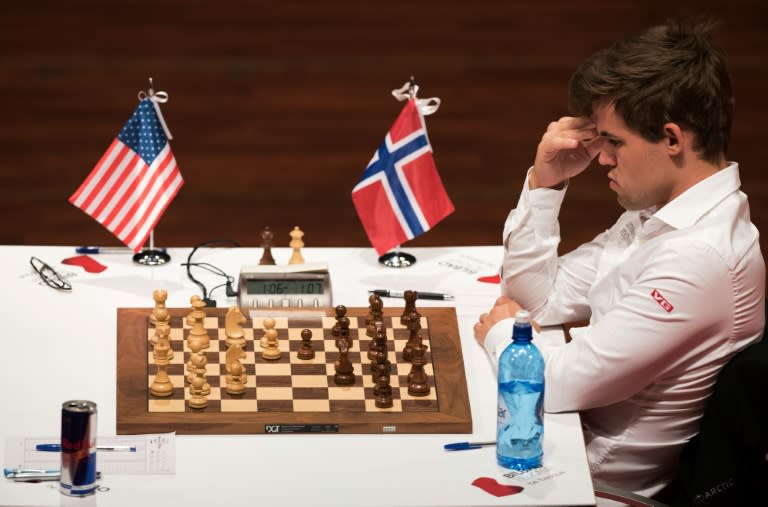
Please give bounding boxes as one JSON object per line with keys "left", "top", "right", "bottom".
{"left": 483, "top": 162, "right": 765, "bottom": 498}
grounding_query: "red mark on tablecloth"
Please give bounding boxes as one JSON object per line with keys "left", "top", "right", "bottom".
{"left": 471, "top": 477, "right": 524, "bottom": 497}
{"left": 477, "top": 274, "right": 501, "bottom": 284}
{"left": 62, "top": 255, "right": 107, "bottom": 273}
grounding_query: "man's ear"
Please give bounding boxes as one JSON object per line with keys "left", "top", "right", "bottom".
{"left": 662, "top": 122, "right": 685, "bottom": 156}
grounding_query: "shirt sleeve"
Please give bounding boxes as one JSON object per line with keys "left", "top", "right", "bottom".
{"left": 501, "top": 169, "right": 605, "bottom": 325}
{"left": 493, "top": 171, "right": 738, "bottom": 414}
{"left": 486, "top": 240, "right": 734, "bottom": 412}
{"left": 541, "top": 241, "right": 733, "bottom": 412}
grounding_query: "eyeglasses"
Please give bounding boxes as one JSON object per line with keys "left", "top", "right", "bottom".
{"left": 29, "top": 256, "right": 72, "bottom": 291}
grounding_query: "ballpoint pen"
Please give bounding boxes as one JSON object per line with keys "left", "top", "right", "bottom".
{"left": 76, "top": 246, "right": 166, "bottom": 254}
{"left": 369, "top": 289, "right": 454, "bottom": 301}
{"left": 443, "top": 441, "right": 496, "bottom": 451}
{"left": 36, "top": 443, "right": 136, "bottom": 452}
{"left": 4, "top": 468, "right": 102, "bottom": 482}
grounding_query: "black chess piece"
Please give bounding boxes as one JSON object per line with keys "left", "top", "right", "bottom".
{"left": 368, "top": 322, "right": 388, "bottom": 362}
{"left": 402, "top": 310, "right": 422, "bottom": 361}
{"left": 366, "top": 293, "right": 384, "bottom": 338}
{"left": 333, "top": 337, "right": 355, "bottom": 385}
{"left": 373, "top": 362, "right": 394, "bottom": 408}
{"left": 407, "top": 344, "right": 431, "bottom": 396}
{"left": 297, "top": 328, "right": 315, "bottom": 360}
{"left": 401, "top": 290, "right": 417, "bottom": 325}
{"left": 259, "top": 227, "right": 276, "bottom": 265}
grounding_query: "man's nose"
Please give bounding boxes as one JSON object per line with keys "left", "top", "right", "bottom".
{"left": 598, "top": 150, "right": 616, "bottom": 167}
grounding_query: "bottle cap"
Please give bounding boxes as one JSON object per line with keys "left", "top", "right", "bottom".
{"left": 514, "top": 309, "right": 530, "bottom": 325}
{"left": 511, "top": 309, "right": 532, "bottom": 341}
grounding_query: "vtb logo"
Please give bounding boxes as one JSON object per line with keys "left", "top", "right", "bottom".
{"left": 651, "top": 289, "right": 674, "bottom": 312}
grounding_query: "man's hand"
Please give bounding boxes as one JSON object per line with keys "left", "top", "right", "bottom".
{"left": 474, "top": 296, "right": 539, "bottom": 345}
{"left": 530, "top": 116, "right": 605, "bottom": 189}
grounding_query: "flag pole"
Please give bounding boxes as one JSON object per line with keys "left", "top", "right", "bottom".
{"left": 378, "top": 76, "right": 420, "bottom": 268}
{"left": 379, "top": 245, "right": 417, "bottom": 267}
{"left": 130, "top": 77, "right": 173, "bottom": 266}
{"left": 133, "top": 229, "right": 171, "bottom": 265}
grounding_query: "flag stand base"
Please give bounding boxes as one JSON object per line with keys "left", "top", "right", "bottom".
{"left": 378, "top": 251, "right": 416, "bottom": 268}
{"left": 133, "top": 249, "right": 171, "bottom": 266}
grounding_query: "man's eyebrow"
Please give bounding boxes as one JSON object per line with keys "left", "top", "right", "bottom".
{"left": 599, "top": 130, "right": 620, "bottom": 139}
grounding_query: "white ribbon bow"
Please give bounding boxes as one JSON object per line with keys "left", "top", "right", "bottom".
{"left": 391, "top": 80, "right": 441, "bottom": 116}
{"left": 137, "top": 79, "right": 173, "bottom": 140}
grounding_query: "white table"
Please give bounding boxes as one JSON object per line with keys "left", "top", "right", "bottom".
{"left": 0, "top": 245, "right": 595, "bottom": 506}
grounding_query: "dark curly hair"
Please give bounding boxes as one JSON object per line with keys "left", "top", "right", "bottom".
{"left": 568, "top": 20, "right": 733, "bottom": 164}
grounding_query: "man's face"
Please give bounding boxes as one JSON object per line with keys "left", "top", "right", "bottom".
{"left": 593, "top": 103, "right": 675, "bottom": 211}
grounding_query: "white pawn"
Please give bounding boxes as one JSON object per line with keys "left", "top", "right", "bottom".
{"left": 150, "top": 289, "right": 170, "bottom": 326}
{"left": 261, "top": 318, "right": 281, "bottom": 360}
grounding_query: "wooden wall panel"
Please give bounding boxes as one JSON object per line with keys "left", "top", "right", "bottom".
{"left": 1, "top": 1, "right": 766, "bottom": 268}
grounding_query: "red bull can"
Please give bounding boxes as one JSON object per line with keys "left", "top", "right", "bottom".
{"left": 59, "top": 400, "right": 97, "bottom": 496}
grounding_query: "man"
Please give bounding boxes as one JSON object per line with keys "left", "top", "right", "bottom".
{"left": 473, "top": 21, "right": 765, "bottom": 499}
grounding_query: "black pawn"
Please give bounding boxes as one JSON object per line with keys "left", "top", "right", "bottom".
{"left": 373, "top": 361, "right": 393, "bottom": 408}
{"left": 407, "top": 344, "right": 430, "bottom": 397}
{"left": 259, "top": 227, "right": 276, "bottom": 265}
{"left": 297, "top": 328, "right": 315, "bottom": 360}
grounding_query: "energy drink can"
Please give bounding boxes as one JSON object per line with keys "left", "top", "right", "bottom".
{"left": 59, "top": 400, "right": 97, "bottom": 496}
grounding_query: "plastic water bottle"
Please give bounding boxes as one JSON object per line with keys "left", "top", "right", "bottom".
{"left": 496, "top": 309, "right": 545, "bottom": 470}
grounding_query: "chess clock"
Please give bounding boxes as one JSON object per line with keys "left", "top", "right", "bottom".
{"left": 237, "top": 263, "right": 332, "bottom": 312}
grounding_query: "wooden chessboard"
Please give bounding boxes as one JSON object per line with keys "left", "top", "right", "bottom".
{"left": 116, "top": 306, "right": 472, "bottom": 434}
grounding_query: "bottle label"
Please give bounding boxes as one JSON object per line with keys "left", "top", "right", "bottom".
{"left": 497, "top": 379, "right": 544, "bottom": 468}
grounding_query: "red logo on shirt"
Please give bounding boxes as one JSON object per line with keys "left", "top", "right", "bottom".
{"left": 651, "top": 289, "right": 674, "bottom": 312}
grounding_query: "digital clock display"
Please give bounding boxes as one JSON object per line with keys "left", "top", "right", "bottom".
{"left": 246, "top": 279, "right": 325, "bottom": 295}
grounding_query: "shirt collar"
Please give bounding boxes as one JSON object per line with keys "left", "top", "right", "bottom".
{"left": 643, "top": 162, "right": 741, "bottom": 232}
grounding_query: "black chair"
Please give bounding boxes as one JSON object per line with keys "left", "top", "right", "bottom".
{"left": 595, "top": 302, "right": 768, "bottom": 506}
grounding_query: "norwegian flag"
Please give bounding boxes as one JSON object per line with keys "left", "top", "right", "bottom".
{"left": 352, "top": 98, "right": 454, "bottom": 255}
{"left": 69, "top": 97, "right": 184, "bottom": 252}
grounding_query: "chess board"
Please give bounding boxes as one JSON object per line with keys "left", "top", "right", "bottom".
{"left": 116, "top": 306, "right": 472, "bottom": 434}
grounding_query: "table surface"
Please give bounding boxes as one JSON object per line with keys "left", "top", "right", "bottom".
{"left": 0, "top": 245, "right": 595, "bottom": 506}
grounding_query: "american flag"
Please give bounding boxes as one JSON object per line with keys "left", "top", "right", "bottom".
{"left": 352, "top": 98, "right": 454, "bottom": 256}
{"left": 69, "top": 98, "right": 184, "bottom": 252}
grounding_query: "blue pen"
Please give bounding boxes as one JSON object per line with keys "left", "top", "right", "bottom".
{"left": 443, "top": 441, "right": 496, "bottom": 451}
{"left": 4, "top": 467, "right": 59, "bottom": 478}
{"left": 36, "top": 443, "right": 136, "bottom": 452}
{"left": 75, "top": 246, "right": 135, "bottom": 254}
{"left": 4, "top": 468, "right": 102, "bottom": 482}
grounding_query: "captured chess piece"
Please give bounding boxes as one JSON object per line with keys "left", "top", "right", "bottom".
{"left": 288, "top": 226, "right": 305, "bottom": 264}
{"left": 259, "top": 227, "right": 276, "bottom": 265}
{"left": 297, "top": 328, "right": 315, "bottom": 360}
